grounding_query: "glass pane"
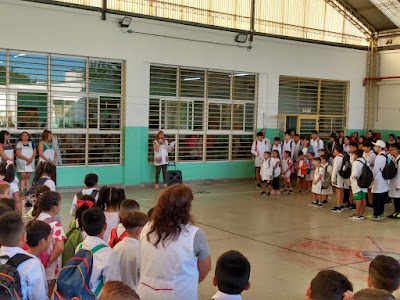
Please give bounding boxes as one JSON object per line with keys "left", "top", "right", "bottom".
{"left": 208, "top": 71, "right": 230, "bottom": 99}
{"left": 52, "top": 95, "right": 87, "bottom": 128}
{"left": 208, "top": 103, "right": 231, "bottom": 130}
{"left": 232, "top": 135, "right": 253, "bottom": 160}
{"left": 150, "top": 66, "right": 177, "bottom": 97}
{"left": 319, "top": 117, "right": 346, "bottom": 139}
{"left": 148, "top": 133, "right": 176, "bottom": 163}
{"left": 0, "top": 90, "right": 7, "bottom": 127}
{"left": 88, "top": 134, "right": 121, "bottom": 164}
{"left": 9, "top": 52, "right": 48, "bottom": 87}
{"left": 180, "top": 69, "right": 205, "bottom": 98}
{"left": 149, "top": 98, "right": 160, "bottom": 130}
{"left": 244, "top": 103, "right": 255, "bottom": 131}
{"left": 299, "top": 118, "right": 317, "bottom": 136}
{"left": 16, "top": 92, "right": 48, "bottom": 129}
{"left": 279, "top": 77, "right": 318, "bottom": 114}
{"left": 233, "top": 73, "right": 256, "bottom": 101}
{"left": 88, "top": 97, "right": 98, "bottom": 129}
{"left": 161, "top": 100, "right": 179, "bottom": 129}
{"left": 232, "top": 103, "right": 244, "bottom": 130}
{"left": 0, "top": 51, "right": 6, "bottom": 87}
{"left": 193, "top": 101, "right": 204, "bottom": 131}
{"left": 178, "top": 101, "right": 193, "bottom": 130}
{"left": 88, "top": 60, "right": 122, "bottom": 94}
{"left": 51, "top": 55, "right": 86, "bottom": 93}
{"left": 178, "top": 134, "right": 203, "bottom": 161}
{"left": 206, "top": 135, "right": 229, "bottom": 160}
{"left": 100, "top": 96, "right": 121, "bottom": 130}
{"left": 57, "top": 133, "right": 86, "bottom": 165}
{"left": 320, "top": 80, "right": 347, "bottom": 115}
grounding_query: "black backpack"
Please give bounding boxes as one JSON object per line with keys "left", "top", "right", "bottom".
{"left": 26, "top": 177, "right": 49, "bottom": 196}
{"left": 0, "top": 254, "right": 32, "bottom": 300}
{"left": 338, "top": 154, "right": 351, "bottom": 179}
{"left": 381, "top": 153, "right": 397, "bottom": 180}
{"left": 76, "top": 190, "right": 98, "bottom": 201}
{"left": 357, "top": 159, "right": 373, "bottom": 188}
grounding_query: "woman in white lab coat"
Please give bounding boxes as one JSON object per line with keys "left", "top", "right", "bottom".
{"left": 137, "top": 184, "right": 211, "bottom": 300}
{"left": 38, "top": 130, "right": 57, "bottom": 164}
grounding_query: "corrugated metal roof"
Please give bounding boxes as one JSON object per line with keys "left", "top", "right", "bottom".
{"left": 340, "top": 0, "right": 398, "bottom": 31}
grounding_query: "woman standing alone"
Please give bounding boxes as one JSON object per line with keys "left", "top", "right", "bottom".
{"left": 153, "top": 131, "right": 175, "bottom": 190}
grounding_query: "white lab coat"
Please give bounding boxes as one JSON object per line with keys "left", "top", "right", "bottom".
{"left": 260, "top": 158, "right": 273, "bottom": 181}
{"left": 363, "top": 150, "right": 376, "bottom": 169}
{"left": 372, "top": 151, "right": 389, "bottom": 193}
{"left": 311, "top": 167, "right": 324, "bottom": 194}
{"left": 310, "top": 138, "right": 324, "bottom": 157}
{"left": 251, "top": 140, "right": 269, "bottom": 167}
{"left": 282, "top": 140, "right": 295, "bottom": 159}
{"left": 389, "top": 156, "right": 400, "bottom": 198}
{"left": 331, "top": 154, "right": 349, "bottom": 189}
{"left": 350, "top": 157, "right": 369, "bottom": 194}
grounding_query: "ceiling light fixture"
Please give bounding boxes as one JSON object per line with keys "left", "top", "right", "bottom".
{"left": 235, "top": 33, "right": 248, "bottom": 43}
{"left": 120, "top": 17, "right": 132, "bottom": 28}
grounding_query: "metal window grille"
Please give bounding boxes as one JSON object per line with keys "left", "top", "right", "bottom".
{"left": 0, "top": 49, "right": 124, "bottom": 166}
{"left": 148, "top": 65, "right": 257, "bottom": 163}
{"left": 278, "top": 75, "right": 348, "bottom": 138}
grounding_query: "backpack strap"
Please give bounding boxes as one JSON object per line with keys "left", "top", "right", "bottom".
{"left": 91, "top": 244, "right": 108, "bottom": 296}
{"left": 6, "top": 254, "right": 32, "bottom": 268}
{"left": 91, "top": 190, "right": 98, "bottom": 199}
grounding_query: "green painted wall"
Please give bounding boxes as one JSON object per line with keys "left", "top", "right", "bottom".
{"left": 374, "top": 130, "right": 400, "bottom": 142}
{"left": 57, "top": 126, "right": 254, "bottom": 187}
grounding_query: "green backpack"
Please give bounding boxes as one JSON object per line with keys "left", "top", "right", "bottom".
{"left": 62, "top": 220, "right": 83, "bottom": 267}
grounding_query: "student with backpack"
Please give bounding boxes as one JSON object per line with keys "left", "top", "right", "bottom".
{"left": 70, "top": 173, "right": 99, "bottom": 216}
{"left": 388, "top": 143, "right": 400, "bottom": 219}
{"left": 33, "top": 191, "right": 66, "bottom": 298}
{"left": 331, "top": 144, "right": 349, "bottom": 212}
{"left": 348, "top": 149, "right": 370, "bottom": 220}
{"left": 310, "top": 130, "right": 324, "bottom": 158}
{"left": 368, "top": 140, "right": 390, "bottom": 220}
{"left": 281, "top": 150, "right": 294, "bottom": 194}
{"left": 96, "top": 187, "right": 126, "bottom": 243}
{"left": 320, "top": 155, "right": 333, "bottom": 204}
{"left": 251, "top": 132, "right": 270, "bottom": 189}
{"left": 0, "top": 161, "right": 21, "bottom": 213}
{"left": 62, "top": 195, "right": 96, "bottom": 266}
{"left": 108, "top": 199, "right": 140, "bottom": 248}
{"left": 282, "top": 131, "right": 295, "bottom": 160}
{"left": 28, "top": 162, "right": 56, "bottom": 195}
{"left": 271, "top": 150, "right": 281, "bottom": 195}
{"left": 0, "top": 211, "right": 48, "bottom": 300}
{"left": 305, "top": 152, "right": 315, "bottom": 192}
{"left": 57, "top": 207, "right": 119, "bottom": 298}
{"left": 296, "top": 152, "right": 309, "bottom": 193}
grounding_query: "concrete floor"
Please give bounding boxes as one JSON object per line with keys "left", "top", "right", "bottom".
{"left": 58, "top": 180, "right": 400, "bottom": 300}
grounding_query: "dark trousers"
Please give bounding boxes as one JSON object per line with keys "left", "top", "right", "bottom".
{"left": 155, "top": 164, "right": 168, "bottom": 184}
{"left": 272, "top": 177, "right": 280, "bottom": 191}
{"left": 344, "top": 189, "right": 350, "bottom": 204}
{"left": 394, "top": 198, "right": 400, "bottom": 213}
{"left": 373, "top": 192, "right": 386, "bottom": 216}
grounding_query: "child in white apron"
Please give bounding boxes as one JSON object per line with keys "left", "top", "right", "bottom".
{"left": 38, "top": 130, "right": 57, "bottom": 164}
{"left": 0, "top": 130, "right": 14, "bottom": 162}
{"left": 16, "top": 131, "right": 37, "bottom": 195}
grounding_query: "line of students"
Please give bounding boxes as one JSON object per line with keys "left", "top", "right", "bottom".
{"left": 253, "top": 129, "right": 400, "bottom": 221}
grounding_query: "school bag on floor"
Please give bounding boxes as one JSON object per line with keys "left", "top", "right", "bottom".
{"left": 62, "top": 220, "right": 83, "bottom": 267}
{"left": 321, "top": 165, "right": 331, "bottom": 189}
{"left": 358, "top": 160, "right": 373, "bottom": 188}
{"left": 381, "top": 154, "right": 397, "bottom": 180}
{"left": 0, "top": 254, "right": 32, "bottom": 300}
{"left": 338, "top": 154, "right": 351, "bottom": 179}
{"left": 54, "top": 244, "right": 108, "bottom": 300}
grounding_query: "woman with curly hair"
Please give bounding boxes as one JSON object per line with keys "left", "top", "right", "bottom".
{"left": 137, "top": 184, "right": 211, "bottom": 300}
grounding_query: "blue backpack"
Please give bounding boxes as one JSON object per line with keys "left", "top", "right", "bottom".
{"left": 54, "top": 244, "right": 108, "bottom": 300}
{"left": 305, "top": 158, "right": 313, "bottom": 174}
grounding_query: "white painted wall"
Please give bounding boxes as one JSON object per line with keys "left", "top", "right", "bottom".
{"left": 0, "top": 0, "right": 367, "bottom": 131}
{"left": 376, "top": 50, "right": 400, "bottom": 131}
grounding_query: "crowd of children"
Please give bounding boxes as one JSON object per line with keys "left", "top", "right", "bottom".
{"left": 252, "top": 129, "right": 400, "bottom": 221}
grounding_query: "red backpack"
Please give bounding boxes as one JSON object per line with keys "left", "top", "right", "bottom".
{"left": 108, "top": 228, "right": 127, "bottom": 248}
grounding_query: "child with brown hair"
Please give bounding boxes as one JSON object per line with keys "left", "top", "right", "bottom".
{"left": 114, "top": 211, "right": 149, "bottom": 289}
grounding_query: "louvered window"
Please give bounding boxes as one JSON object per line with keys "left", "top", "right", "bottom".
{"left": 0, "top": 49, "right": 124, "bottom": 165}
{"left": 148, "top": 65, "right": 257, "bottom": 162}
{"left": 278, "top": 76, "right": 347, "bottom": 137}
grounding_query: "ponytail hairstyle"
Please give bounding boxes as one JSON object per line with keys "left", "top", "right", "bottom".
{"left": 33, "top": 191, "right": 61, "bottom": 218}
{"left": 33, "top": 162, "right": 56, "bottom": 184}
{"left": 0, "top": 161, "right": 15, "bottom": 183}
{"left": 96, "top": 186, "right": 125, "bottom": 210}
{"left": 75, "top": 195, "right": 96, "bottom": 229}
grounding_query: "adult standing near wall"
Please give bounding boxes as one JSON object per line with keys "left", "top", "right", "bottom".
{"left": 137, "top": 184, "right": 211, "bottom": 300}
{"left": 38, "top": 130, "right": 57, "bottom": 165}
{"left": 0, "top": 130, "right": 14, "bottom": 163}
{"left": 15, "top": 131, "right": 36, "bottom": 195}
{"left": 153, "top": 131, "right": 175, "bottom": 190}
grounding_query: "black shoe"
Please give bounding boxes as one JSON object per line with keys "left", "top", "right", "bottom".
{"left": 261, "top": 192, "right": 266, "bottom": 196}
{"left": 331, "top": 206, "right": 343, "bottom": 213}
{"left": 366, "top": 203, "right": 373, "bottom": 208}
{"left": 257, "top": 184, "right": 261, "bottom": 189}
{"left": 343, "top": 204, "right": 351, "bottom": 210}
{"left": 322, "top": 200, "right": 328, "bottom": 204}
{"left": 385, "top": 199, "right": 393, "bottom": 205}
